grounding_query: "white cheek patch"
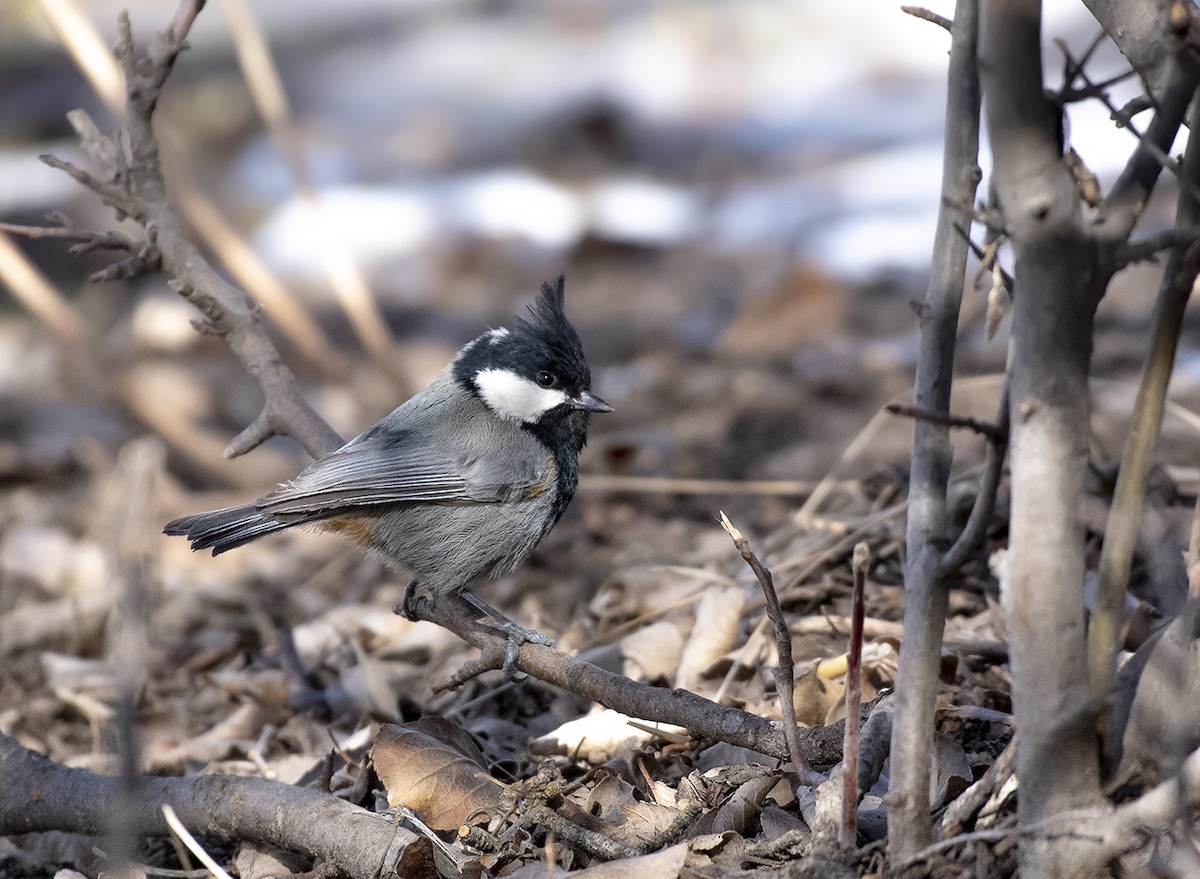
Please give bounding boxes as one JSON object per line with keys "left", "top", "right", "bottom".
{"left": 474, "top": 368, "right": 569, "bottom": 422}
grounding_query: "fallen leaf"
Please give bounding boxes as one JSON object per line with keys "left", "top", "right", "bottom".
{"left": 372, "top": 719, "right": 504, "bottom": 831}
{"left": 676, "top": 587, "right": 744, "bottom": 690}
{"left": 792, "top": 669, "right": 842, "bottom": 727}
{"left": 621, "top": 621, "right": 684, "bottom": 681}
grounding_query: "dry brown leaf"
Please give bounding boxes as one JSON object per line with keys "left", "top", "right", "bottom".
{"left": 583, "top": 773, "right": 638, "bottom": 822}
{"left": 930, "top": 732, "right": 973, "bottom": 810}
{"left": 704, "top": 774, "right": 777, "bottom": 836}
{"left": 613, "top": 801, "right": 684, "bottom": 847}
{"left": 676, "top": 586, "right": 744, "bottom": 690}
{"left": 792, "top": 669, "right": 842, "bottom": 727}
{"left": 372, "top": 718, "right": 504, "bottom": 831}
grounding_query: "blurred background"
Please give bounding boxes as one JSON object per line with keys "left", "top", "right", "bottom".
{"left": 3, "top": 0, "right": 1184, "bottom": 494}
{"left": 3, "top": 0, "right": 1200, "bottom": 779}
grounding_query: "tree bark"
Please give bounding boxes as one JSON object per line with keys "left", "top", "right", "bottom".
{"left": 981, "top": 0, "right": 1107, "bottom": 875}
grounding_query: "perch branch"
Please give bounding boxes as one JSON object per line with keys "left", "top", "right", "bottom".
{"left": 408, "top": 590, "right": 861, "bottom": 766}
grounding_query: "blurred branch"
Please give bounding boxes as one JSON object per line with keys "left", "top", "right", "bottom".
{"left": 1094, "top": 54, "right": 1200, "bottom": 242}
{"left": 901, "top": 6, "right": 952, "bottom": 31}
{"left": 939, "top": 383, "right": 1010, "bottom": 576}
{"left": 0, "top": 732, "right": 418, "bottom": 879}
{"left": 218, "top": 0, "right": 400, "bottom": 379}
{"left": 33, "top": 2, "right": 344, "bottom": 460}
{"left": 0, "top": 229, "right": 88, "bottom": 344}
{"left": 1089, "top": 92, "right": 1200, "bottom": 732}
{"left": 1113, "top": 223, "right": 1200, "bottom": 267}
{"left": 1081, "top": 0, "right": 1198, "bottom": 102}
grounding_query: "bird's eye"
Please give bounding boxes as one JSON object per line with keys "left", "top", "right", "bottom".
{"left": 535, "top": 370, "right": 556, "bottom": 388}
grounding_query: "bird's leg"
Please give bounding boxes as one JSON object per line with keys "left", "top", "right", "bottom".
{"left": 459, "top": 588, "right": 554, "bottom": 681}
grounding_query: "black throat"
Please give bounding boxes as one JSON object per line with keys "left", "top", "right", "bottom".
{"left": 523, "top": 410, "right": 589, "bottom": 529}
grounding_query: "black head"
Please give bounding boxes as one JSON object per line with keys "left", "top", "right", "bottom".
{"left": 453, "top": 276, "right": 611, "bottom": 450}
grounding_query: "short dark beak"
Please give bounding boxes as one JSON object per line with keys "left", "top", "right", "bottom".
{"left": 571, "top": 391, "right": 613, "bottom": 413}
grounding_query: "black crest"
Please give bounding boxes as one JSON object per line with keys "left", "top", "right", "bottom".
{"left": 510, "top": 276, "right": 588, "bottom": 381}
{"left": 454, "top": 276, "right": 591, "bottom": 399}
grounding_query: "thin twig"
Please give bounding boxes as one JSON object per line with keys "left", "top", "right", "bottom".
{"left": 720, "top": 512, "right": 819, "bottom": 785}
{"left": 901, "top": 6, "right": 952, "bottom": 31}
{"left": 840, "top": 543, "right": 870, "bottom": 850}
{"left": 161, "top": 805, "right": 235, "bottom": 879}
{"left": 1097, "top": 55, "right": 1200, "bottom": 241}
{"left": 886, "top": 402, "right": 1004, "bottom": 442}
{"left": 1113, "top": 223, "right": 1200, "bottom": 268}
{"left": 890, "top": 0, "right": 981, "bottom": 858}
{"left": 939, "top": 380, "right": 1010, "bottom": 575}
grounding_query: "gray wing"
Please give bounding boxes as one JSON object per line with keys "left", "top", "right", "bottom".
{"left": 257, "top": 425, "right": 542, "bottom": 518}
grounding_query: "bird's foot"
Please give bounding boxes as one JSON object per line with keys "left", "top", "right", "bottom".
{"left": 396, "top": 579, "right": 420, "bottom": 621}
{"left": 460, "top": 589, "right": 554, "bottom": 681}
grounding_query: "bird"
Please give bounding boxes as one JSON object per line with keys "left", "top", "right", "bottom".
{"left": 164, "top": 276, "right": 611, "bottom": 676}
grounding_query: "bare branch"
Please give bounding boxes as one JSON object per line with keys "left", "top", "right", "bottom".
{"left": 1096, "top": 57, "right": 1200, "bottom": 242}
{"left": 35, "top": 1, "right": 346, "bottom": 460}
{"left": 0, "top": 732, "right": 417, "bottom": 879}
{"left": 720, "top": 513, "right": 820, "bottom": 785}
{"left": 406, "top": 590, "right": 856, "bottom": 766}
{"left": 840, "top": 543, "right": 870, "bottom": 850}
{"left": 886, "top": 402, "right": 1004, "bottom": 442}
{"left": 1113, "top": 223, "right": 1200, "bottom": 267}
{"left": 889, "top": 0, "right": 981, "bottom": 858}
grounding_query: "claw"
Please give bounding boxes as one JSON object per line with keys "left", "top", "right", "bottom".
{"left": 459, "top": 588, "right": 554, "bottom": 681}
{"left": 398, "top": 579, "right": 420, "bottom": 620}
{"left": 503, "top": 637, "right": 526, "bottom": 682}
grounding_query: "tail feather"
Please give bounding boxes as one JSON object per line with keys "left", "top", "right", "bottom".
{"left": 164, "top": 504, "right": 289, "bottom": 555}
